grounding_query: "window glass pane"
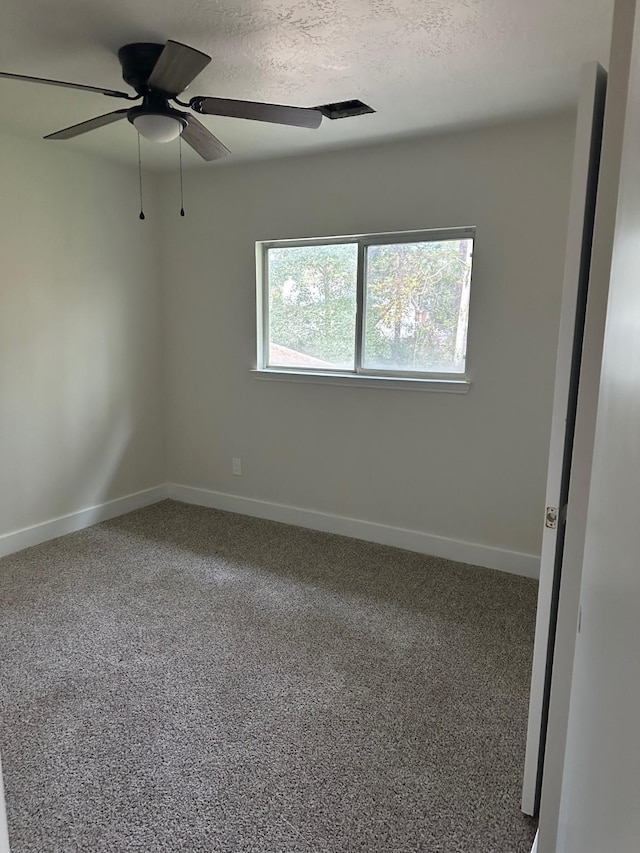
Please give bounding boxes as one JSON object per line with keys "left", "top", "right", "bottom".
{"left": 267, "top": 243, "right": 358, "bottom": 370}
{"left": 363, "top": 238, "right": 473, "bottom": 374}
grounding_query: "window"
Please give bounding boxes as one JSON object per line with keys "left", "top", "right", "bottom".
{"left": 256, "top": 228, "right": 474, "bottom": 385}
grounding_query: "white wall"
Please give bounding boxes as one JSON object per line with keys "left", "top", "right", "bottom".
{"left": 556, "top": 0, "right": 640, "bottom": 849}
{"left": 0, "top": 113, "right": 575, "bottom": 570}
{"left": 0, "top": 755, "right": 8, "bottom": 853}
{"left": 0, "top": 130, "right": 164, "bottom": 542}
{"left": 158, "top": 113, "right": 576, "bottom": 573}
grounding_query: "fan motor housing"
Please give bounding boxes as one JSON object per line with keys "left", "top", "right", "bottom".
{"left": 118, "top": 43, "right": 165, "bottom": 92}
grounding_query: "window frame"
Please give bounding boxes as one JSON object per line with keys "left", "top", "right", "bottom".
{"left": 256, "top": 226, "right": 475, "bottom": 389}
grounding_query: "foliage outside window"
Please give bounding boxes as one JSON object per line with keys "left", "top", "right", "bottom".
{"left": 258, "top": 228, "right": 474, "bottom": 380}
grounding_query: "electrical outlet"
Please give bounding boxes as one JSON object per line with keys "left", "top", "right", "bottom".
{"left": 232, "top": 458, "right": 242, "bottom": 476}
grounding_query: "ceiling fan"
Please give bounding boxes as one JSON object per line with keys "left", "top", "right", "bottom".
{"left": 0, "top": 40, "right": 375, "bottom": 161}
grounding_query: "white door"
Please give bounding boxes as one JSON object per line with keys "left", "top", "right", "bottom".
{"left": 521, "top": 61, "right": 607, "bottom": 817}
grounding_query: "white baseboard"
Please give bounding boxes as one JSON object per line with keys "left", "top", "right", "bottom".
{"left": 530, "top": 829, "right": 539, "bottom": 853}
{"left": 0, "top": 485, "right": 169, "bottom": 559}
{"left": 168, "top": 484, "right": 540, "bottom": 579}
{"left": 0, "top": 483, "right": 540, "bottom": 579}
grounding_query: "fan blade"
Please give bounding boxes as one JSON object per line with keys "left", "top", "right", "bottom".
{"left": 190, "top": 96, "right": 322, "bottom": 129}
{"left": 0, "top": 71, "right": 134, "bottom": 99}
{"left": 181, "top": 116, "right": 230, "bottom": 161}
{"left": 147, "top": 40, "right": 211, "bottom": 95}
{"left": 44, "top": 110, "right": 129, "bottom": 140}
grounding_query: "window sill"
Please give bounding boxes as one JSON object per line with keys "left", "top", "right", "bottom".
{"left": 251, "top": 369, "right": 471, "bottom": 393}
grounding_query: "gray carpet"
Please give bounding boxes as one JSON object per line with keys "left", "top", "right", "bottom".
{"left": 0, "top": 500, "right": 538, "bottom": 852}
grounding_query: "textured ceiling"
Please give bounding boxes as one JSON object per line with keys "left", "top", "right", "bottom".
{"left": 0, "top": 0, "right": 613, "bottom": 169}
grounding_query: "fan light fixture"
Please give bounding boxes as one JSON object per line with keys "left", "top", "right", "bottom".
{"left": 132, "top": 113, "right": 184, "bottom": 142}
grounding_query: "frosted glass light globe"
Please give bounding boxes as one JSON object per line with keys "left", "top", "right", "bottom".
{"left": 133, "top": 114, "right": 183, "bottom": 143}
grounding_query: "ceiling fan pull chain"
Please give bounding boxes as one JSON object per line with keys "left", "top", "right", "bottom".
{"left": 137, "top": 133, "right": 145, "bottom": 221}
{"left": 179, "top": 135, "right": 185, "bottom": 217}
